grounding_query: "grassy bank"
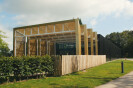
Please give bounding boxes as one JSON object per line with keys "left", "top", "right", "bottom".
{"left": 0, "top": 60, "right": 133, "bottom": 88}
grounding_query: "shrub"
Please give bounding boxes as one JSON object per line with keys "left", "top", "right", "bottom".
{"left": 0, "top": 55, "right": 54, "bottom": 83}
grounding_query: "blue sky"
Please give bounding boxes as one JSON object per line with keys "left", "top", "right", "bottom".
{"left": 0, "top": 0, "right": 133, "bottom": 50}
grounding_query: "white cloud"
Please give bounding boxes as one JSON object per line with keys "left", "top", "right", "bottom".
{"left": 90, "top": 19, "right": 97, "bottom": 27}
{"left": 0, "top": 0, "right": 133, "bottom": 26}
{"left": 0, "top": 0, "right": 133, "bottom": 50}
{"left": 0, "top": 25, "right": 13, "bottom": 50}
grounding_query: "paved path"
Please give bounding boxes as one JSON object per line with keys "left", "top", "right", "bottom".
{"left": 96, "top": 60, "right": 133, "bottom": 88}
{"left": 127, "top": 59, "right": 133, "bottom": 61}
{"left": 96, "top": 71, "right": 133, "bottom": 88}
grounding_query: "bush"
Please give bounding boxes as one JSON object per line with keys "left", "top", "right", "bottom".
{"left": 0, "top": 55, "right": 54, "bottom": 83}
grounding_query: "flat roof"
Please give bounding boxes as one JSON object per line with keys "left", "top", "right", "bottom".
{"left": 14, "top": 18, "right": 83, "bottom": 29}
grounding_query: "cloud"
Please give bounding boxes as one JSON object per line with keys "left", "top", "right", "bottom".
{"left": 0, "top": 0, "right": 133, "bottom": 50}
{"left": 0, "top": 0, "right": 133, "bottom": 26}
{"left": 90, "top": 19, "right": 97, "bottom": 27}
{"left": 0, "top": 24, "right": 13, "bottom": 50}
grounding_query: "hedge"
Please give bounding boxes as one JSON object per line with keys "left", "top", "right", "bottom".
{"left": 0, "top": 55, "right": 54, "bottom": 83}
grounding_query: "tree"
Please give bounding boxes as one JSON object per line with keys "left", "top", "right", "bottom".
{"left": 106, "top": 30, "right": 133, "bottom": 57}
{"left": 0, "top": 30, "right": 10, "bottom": 57}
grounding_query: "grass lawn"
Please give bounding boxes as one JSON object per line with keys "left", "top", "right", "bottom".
{"left": 0, "top": 59, "right": 133, "bottom": 88}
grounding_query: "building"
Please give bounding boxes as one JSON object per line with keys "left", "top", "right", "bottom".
{"left": 98, "top": 34, "right": 121, "bottom": 58}
{"left": 13, "top": 18, "right": 99, "bottom": 56}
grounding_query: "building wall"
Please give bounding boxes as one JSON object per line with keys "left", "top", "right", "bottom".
{"left": 98, "top": 34, "right": 121, "bottom": 58}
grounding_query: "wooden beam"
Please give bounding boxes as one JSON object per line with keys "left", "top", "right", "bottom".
{"left": 88, "top": 29, "right": 94, "bottom": 55}
{"left": 54, "top": 42, "right": 56, "bottom": 55}
{"left": 28, "top": 37, "right": 30, "bottom": 56}
{"left": 24, "top": 36, "right": 27, "bottom": 56}
{"left": 94, "top": 32, "right": 98, "bottom": 55}
{"left": 40, "top": 39, "right": 41, "bottom": 56}
{"left": 48, "top": 41, "right": 50, "bottom": 55}
{"left": 36, "top": 38, "right": 39, "bottom": 56}
{"left": 46, "top": 41, "right": 49, "bottom": 54}
{"left": 75, "top": 18, "right": 81, "bottom": 55}
{"left": 16, "top": 30, "right": 25, "bottom": 36}
{"left": 83, "top": 25, "right": 88, "bottom": 55}
{"left": 38, "top": 26, "right": 40, "bottom": 34}
{"left": 13, "top": 29, "right": 16, "bottom": 56}
{"left": 16, "top": 30, "right": 75, "bottom": 37}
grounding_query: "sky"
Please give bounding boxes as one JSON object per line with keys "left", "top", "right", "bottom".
{"left": 0, "top": 0, "right": 133, "bottom": 50}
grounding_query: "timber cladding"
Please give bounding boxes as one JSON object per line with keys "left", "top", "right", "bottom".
{"left": 16, "top": 37, "right": 25, "bottom": 56}
{"left": 29, "top": 39, "right": 37, "bottom": 56}
{"left": 40, "top": 40, "right": 47, "bottom": 56}
{"left": 14, "top": 20, "right": 75, "bottom": 36}
{"left": 54, "top": 55, "right": 106, "bottom": 76}
{"left": 13, "top": 18, "right": 98, "bottom": 56}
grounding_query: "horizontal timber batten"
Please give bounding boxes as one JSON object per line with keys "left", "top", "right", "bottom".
{"left": 15, "top": 30, "right": 75, "bottom": 37}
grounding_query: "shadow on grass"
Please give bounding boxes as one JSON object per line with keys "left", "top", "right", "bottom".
{"left": 0, "top": 75, "right": 46, "bottom": 84}
{"left": 70, "top": 72, "right": 80, "bottom": 75}
{"left": 110, "top": 62, "right": 133, "bottom": 63}
{"left": 82, "top": 76, "right": 116, "bottom": 80}
{"left": 58, "top": 85, "right": 88, "bottom": 88}
{"left": 49, "top": 83, "right": 59, "bottom": 85}
{"left": 49, "top": 83, "right": 88, "bottom": 88}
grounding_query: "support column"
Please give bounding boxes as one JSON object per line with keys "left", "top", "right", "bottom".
{"left": 24, "top": 36, "right": 27, "bottom": 56}
{"left": 40, "top": 39, "right": 41, "bottom": 56}
{"left": 83, "top": 25, "right": 88, "bottom": 55}
{"left": 28, "top": 37, "right": 30, "bottom": 56}
{"left": 36, "top": 38, "right": 38, "bottom": 56}
{"left": 54, "top": 42, "right": 56, "bottom": 55}
{"left": 94, "top": 32, "right": 98, "bottom": 55}
{"left": 13, "top": 29, "right": 16, "bottom": 57}
{"left": 88, "top": 29, "right": 94, "bottom": 55}
{"left": 46, "top": 41, "right": 48, "bottom": 54}
{"left": 75, "top": 18, "right": 81, "bottom": 55}
{"left": 46, "top": 41, "right": 50, "bottom": 55}
{"left": 49, "top": 41, "right": 51, "bottom": 55}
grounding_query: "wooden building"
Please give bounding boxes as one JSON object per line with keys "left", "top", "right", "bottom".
{"left": 13, "top": 18, "right": 98, "bottom": 56}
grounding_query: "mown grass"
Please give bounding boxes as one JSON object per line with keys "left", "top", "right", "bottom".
{"left": 0, "top": 59, "right": 133, "bottom": 88}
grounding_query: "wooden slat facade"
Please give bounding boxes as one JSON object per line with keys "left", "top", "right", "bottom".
{"left": 54, "top": 55, "right": 106, "bottom": 76}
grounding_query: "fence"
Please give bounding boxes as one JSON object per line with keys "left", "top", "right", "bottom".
{"left": 54, "top": 55, "right": 106, "bottom": 76}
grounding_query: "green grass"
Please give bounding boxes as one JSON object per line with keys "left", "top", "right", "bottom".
{"left": 0, "top": 60, "right": 133, "bottom": 88}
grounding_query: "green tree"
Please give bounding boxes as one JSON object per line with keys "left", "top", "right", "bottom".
{"left": 106, "top": 30, "right": 133, "bottom": 57}
{"left": 0, "top": 30, "right": 10, "bottom": 57}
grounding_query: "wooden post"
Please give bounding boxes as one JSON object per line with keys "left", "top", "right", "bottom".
{"left": 13, "top": 29, "right": 16, "bottom": 56}
{"left": 36, "top": 38, "right": 38, "bottom": 56}
{"left": 28, "top": 37, "right": 30, "bottom": 56}
{"left": 46, "top": 41, "right": 48, "bottom": 54}
{"left": 83, "top": 25, "right": 88, "bottom": 55}
{"left": 88, "top": 29, "right": 94, "bottom": 55}
{"left": 46, "top": 41, "right": 50, "bottom": 55}
{"left": 40, "top": 39, "right": 41, "bottom": 56}
{"left": 54, "top": 42, "right": 56, "bottom": 55}
{"left": 49, "top": 41, "right": 51, "bottom": 55}
{"left": 75, "top": 18, "right": 81, "bottom": 55}
{"left": 94, "top": 32, "right": 98, "bottom": 55}
{"left": 24, "top": 36, "right": 27, "bottom": 56}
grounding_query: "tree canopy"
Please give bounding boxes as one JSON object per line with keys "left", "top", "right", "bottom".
{"left": 106, "top": 30, "right": 133, "bottom": 58}
{"left": 0, "top": 30, "right": 10, "bottom": 57}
